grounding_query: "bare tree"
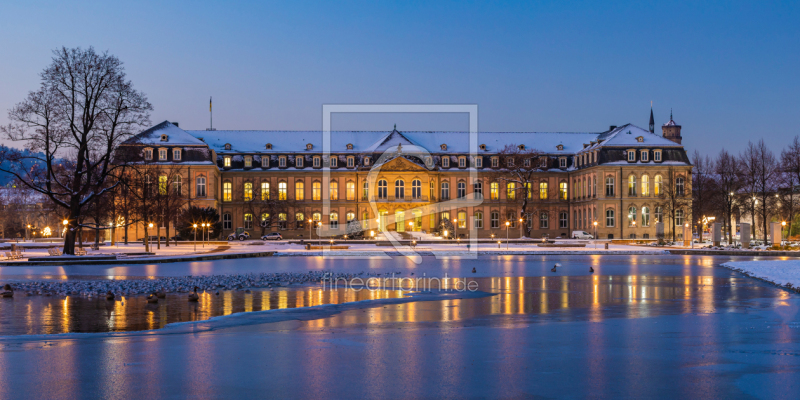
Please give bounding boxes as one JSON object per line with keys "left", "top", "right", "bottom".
{"left": 692, "top": 150, "right": 717, "bottom": 241}
{"left": 656, "top": 168, "right": 692, "bottom": 242}
{"left": 714, "top": 149, "right": 742, "bottom": 244}
{"left": 740, "top": 140, "right": 779, "bottom": 244}
{"left": 779, "top": 136, "right": 800, "bottom": 238}
{"left": 0, "top": 47, "right": 152, "bottom": 254}
{"left": 488, "top": 145, "right": 547, "bottom": 237}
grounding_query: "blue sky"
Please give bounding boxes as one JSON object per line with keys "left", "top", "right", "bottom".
{"left": 1, "top": 0, "right": 798, "bottom": 155}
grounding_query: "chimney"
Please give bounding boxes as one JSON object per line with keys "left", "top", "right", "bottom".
{"left": 171, "top": 122, "right": 179, "bottom": 127}
{"left": 609, "top": 125, "right": 617, "bottom": 131}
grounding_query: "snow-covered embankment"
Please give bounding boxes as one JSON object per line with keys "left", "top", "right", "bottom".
{"left": 722, "top": 260, "right": 800, "bottom": 293}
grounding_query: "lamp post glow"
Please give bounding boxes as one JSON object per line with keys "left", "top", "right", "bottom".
{"left": 308, "top": 219, "right": 313, "bottom": 244}
{"left": 201, "top": 223, "right": 206, "bottom": 248}
{"left": 505, "top": 221, "right": 510, "bottom": 249}
{"left": 593, "top": 221, "right": 598, "bottom": 249}
{"left": 782, "top": 221, "right": 787, "bottom": 246}
{"left": 26, "top": 224, "right": 30, "bottom": 241}
{"left": 62, "top": 219, "right": 68, "bottom": 239}
{"left": 453, "top": 218, "right": 458, "bottom": 243}
{"left": 193, "top": 224, "right": 198, "bottom": 251}
{"left": 519, "top": 218, "right": 523, "bottom": 239}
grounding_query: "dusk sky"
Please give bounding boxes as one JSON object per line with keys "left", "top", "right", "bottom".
{"left": 1, "top": 0, "right": 798, "bottom": 156}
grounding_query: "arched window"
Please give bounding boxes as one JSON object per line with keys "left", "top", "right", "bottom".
{"left": 525, "top": 183, "right": 532, "bottom": 199}
{"left": 559, "top": 212, "right": 568, "bottom": 228}
{"left": 312, "top": 212, "right": 321, "bottom": 223}
{"left": 474, "top": 211, "right": 483, "bottom": 228}
{"left": 196, "top": 175, "right": 206, "bottom": 197}
{"left": 458, "top": 211, "right": 466, "bottom": 228}
{"left": 346, "top": 212, "right": 355, "bottom": 223}
{"left": 559, "top": 182, "right": 568, "bottom": 200}
{"left": 346, "top": 181, "right": 355, "bottom": 201}
{"left": 223, "top": 213, "right": 232, "bottom": 230}
{"left": 411, "top": 180, "right": 422, "bottom": 199}
{"left": 507, "top": 212, "right": 516, "bottom": 228}
{"left": 244, "top": 213, "right": 253, "bottom": 229}
{"left": 278, "top": 182, "right": 287, "bottom": 200}
{"left": 441, "top": 181, "right": 450, "bottom": 200}
{"left": 329, "top": 181, "right": 338, "bottom": 201}
{"left": 605, "top": 177, "right": 615, "bottom": 196}
{"left": 506, "top": 182, "right": 516, "bottom": 200}
{"left": 641, "top": 175, "right": 650, "bottom": 196}
{"left": 262, "top": 212, "right": 271, "bottom": 227}
{"left": 362, "top": 181, "right": 369, "bottom": 200}
{"left": 223, "top": 181, "right": 232, "bottom": 202}
{"left": 606, "top": 209, "right": 615, "bottom": 227}
{"left": 430, "top": 180, "right": 436, "bottom": 199}
{"left": 312, "top": 181, "right": 321, "bottom": 201}
{"left": 473, "top": 181, "right": 483, "bottom": 199}
{"left": 490, "top": 182, "right": 499, "bottom": 200}
{"left": 654, "top": 175, "right": 662, "bottom": 196}
{"left": 457, "top": 181, "right": 466, "bottom": 199}
{"left": 676, "top": 177, "right": 685, "bottom": 196}
{"left": 377, "top": 179, "right": 388, "bottom": 199}
{"left": 628, "top": 175, "right": 636, "bottom": 196}
{"left": 330, "top": 212, "right": 339, "bottom": 229}
{"left": 278, "top": 213, "right": 287, "bottom": 229}
{"left": 173, "top": 175, "right": 182, "bottom": 195}
{"left": 642, "top": 207, "right": 650, "bottom": 227}
{"left": 491, "top": 211, "right": 499, "bottom": 228}
{"left": 295, "top": 212, "right": 304, "bottom": 229}
{"left": 539, "top": 182, "right": 548, "bottom": 200}
{"left": 295, "top": 181, "right": 305, "bottom": 201}
{"left": 244, "top": 182, "right": 253, "bottom": 201}
{"left": 540, "top": 212, "right": 549, "bottom": 229}
{"left": 395, "top": 179, "right": 405, "bottom": 199}
{"left": 628, "top": 206, "right": 637, "bottom": 226}
{"left": 655, "top": 206, "right": 663, "bottom": 223}
{"left": 261, "top": 181, "right": 270, "bottom": 200}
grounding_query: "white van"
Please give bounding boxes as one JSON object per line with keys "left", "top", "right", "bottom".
{"left": 571, "top": 231, "right": 594, "bottom": 239}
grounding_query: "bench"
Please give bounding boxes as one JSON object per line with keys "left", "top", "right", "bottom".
{"left": 48, "top": 248, "right": 64, "bottom": 256}
{"left": 4, "top": 251, "right": 22, "bottom": 260}
{"left": 75, "top": 248, "right": 88, "bottom": 256}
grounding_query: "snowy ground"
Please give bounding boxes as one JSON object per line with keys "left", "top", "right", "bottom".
{"left": 1, "top": 255, "right": 799, "bottom": 399}
{"left": 723, "top": 259, "right": 800, "bottom": 289}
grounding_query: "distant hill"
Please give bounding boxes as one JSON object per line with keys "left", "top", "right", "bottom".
{"left": 0, "top": 146, "right": 49, "bottom": 186}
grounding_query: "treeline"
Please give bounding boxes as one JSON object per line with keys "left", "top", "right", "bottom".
{"left": 692, "top": 137, "right": 800, "bottom": 243}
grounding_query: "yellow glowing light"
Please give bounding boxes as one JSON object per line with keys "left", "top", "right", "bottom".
{"left": 62, "top": 219, "right": 68, "bottom": 226}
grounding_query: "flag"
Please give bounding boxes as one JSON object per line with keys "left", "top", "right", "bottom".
{"left": 209, "top": 97, "right": 212, "bottom": 112}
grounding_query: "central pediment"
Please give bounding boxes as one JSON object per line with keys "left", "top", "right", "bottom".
{"left": 371, "top": 156, "right": 428, "bottom": 172}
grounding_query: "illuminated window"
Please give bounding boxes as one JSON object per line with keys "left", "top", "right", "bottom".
{"left": 223, "top": 156, "right": 231, "bottom": 167}
{"left": 244, "top": 156, "right": 252, "bottom": 168}
{"left": 559, "top": 182, "right": 568, "bottom": 200}
{"left": 506, "top": 182, "right": 515, "bottom": 200}
{"left": 346, "top": 181, "right": 355, "bottom": 201}
{"left": 329, "top": 181, "right": 338, "bottom": 201}
{"left": 654, "top": 175, "right": 662, "bottom": 196}
{"left": 330, "top": 212, "right": 339, "bottom": 229}
{"left": 642, "top": 207, "right": 650, "bottom": 227}
{"left": 278, "top": 182, "right": 287, "bottom": 200}
{"left": 295, "top": 213, "right": 304, "bottom": 229}
{"left": 158, "top": 175, "right": 167, "bottom": 195}
{"left": 261, "top": 182, "right": 270, "bottom": 200}
{"left": 628, "top": 175, "right": 636, "bottom": 196}
{"left": 539, "top": 182, "right": 548, "bottom": 200}
{"left": 295, "top": 181, "right": 304, "bottom": 201}
{"left": 474, "top": 212, "right": 483, "bottom": 228}
{"left": 223, "top": 181, "right": 232, "bottom": 202}
{"left": 458, "top": 211, "right": 466, "bottom": 228}
{"left": 490, "top": 182, "right": 499, "bottom": 200}
{"left": 641, "top": 175, "right": 649, "bottom": 196}
{"left": 311, "top": 181, "right": 320, "bottom": 201}
{"left": 244, "top": 213, "right": 253, "bottom": 229}
{"left": 244, "top": 182, "right": 253, "bottom": 201}
{"left": 628, "top": 206, "right": 637, "bottom": 227}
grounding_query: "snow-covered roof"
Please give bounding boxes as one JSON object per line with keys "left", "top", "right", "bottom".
{"left": 580, "top": 124, "right": 682, "bottom": 153}
{"left": 185, "top": 128, "right": 604, "bottom": 155}
{"left": 125, "top": 121, "right": 207, "bottom": 146}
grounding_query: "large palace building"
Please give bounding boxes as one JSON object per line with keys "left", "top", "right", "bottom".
{"left": 121, "top": 113, "right": 691, "bottom": 241}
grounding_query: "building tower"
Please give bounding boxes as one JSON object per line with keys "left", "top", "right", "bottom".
{"left": 662, "top": 109, "right": 682, "bottom": 144}
{"left": 649, "top": 103, "right": 655, "bottom": 133}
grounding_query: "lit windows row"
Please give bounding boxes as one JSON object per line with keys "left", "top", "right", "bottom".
{"left": 143, "top": 147, "right": 182, "bottom": 161}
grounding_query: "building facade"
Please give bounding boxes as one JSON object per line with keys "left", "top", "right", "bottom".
{"left": 121, "top": 116, "right": 692, "bottom": 241}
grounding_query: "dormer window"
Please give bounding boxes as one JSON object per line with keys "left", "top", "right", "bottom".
{"left": 641, "top": 150, "right": 649, "bottom": 162}
{"left": 296, "top": 157, "right": 304, "bottom": 168}
{"left": 244, "top": 156, "right": 252, "bottom": 168}
{"left": 223, "top": 156, "right": 231, "bottom": 167}
{"left": 475, "top": 157, "right": 483, "bottom": 168}
{"left": 346, "top": 143, "right": 353, "bottom": 150}
{"left": 627, "top": 150, "right": 636, "bottom": 162}
{"left": 173, "top": 149, "right": 181, "bottom": 161}
{"left": 479, "top": 144, "right": 486, "bottom": 151}
{"left": 458, "top": 157, "right": 466, "bottom": 168}
{"left": 636, "top": 136, "right": 644, "bottom": 143}
{"left": 262, "top": 156, "right": 269, "bottom": 168}
{"left": 330, "top": 156, "right": 338, "bottom": 168}
{"left": 491, "top": 157, "right": 499, "bottom": 168}
{"left": 306, "top": 143, "right": 313, "bottom": 150}
{"left": 540, "top": 157, "right": 547, "bottom": 168}
{"left": 440, "top": 144, "right": 447, "bottom": 151}
{"left": 442, "top": 157, "right": 450, "bottom": 168}
{"left": 159, "top": 148, "right": 167, "bottom": 161}
{"left": 347, "top": 156, "right": 354, "bottom": 168}
{"left": 144, "top": 148, "right": 153, "bottom": 160}
{"left": 654, "top": 149, "right": 662, "bottom": 162}
{"left": 160, "top": 134, "right": 168, "bottom": 142}
{"left": 279, "top": 156, "right": 287, "bottom": 167}
{"left": 557, "top": 144, "right": 564, "bottom": 151}
{"left": 265, "top": 143, "right": 272, "bottom": 150}
{"left": 363, "top": 157, "right": 370, "bottom": 166}
{"left": 424, "top": 156, "right": 433, "bottom": 168}
{"left": 507, "top": 158, "right": 514, "bottom": 167}
{"left": 224, "top": 143, "right": 231, "bottom": 150}
{"left": 559, "top": 157, "right": 567, "bottom": 168}
{"left": 524, "top": 158, "right": 531, "bottom": 167}
{"left": 313, "top": 156, "right": 321, "bottom": 168}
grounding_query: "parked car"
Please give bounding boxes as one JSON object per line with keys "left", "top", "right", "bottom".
{"left": 141, "top": 235, "right": 166, "bottom": 243}
{"left": 571, "top": 231, "right": 594, "bottom": 239}
{"left": 227, "top": 227, "right": 250, "bottom": 241}
{"left": 169, "top": 236, "right": 183, "bottom": 241}
{"left": 261, "top": 232, "right": 283, "bottom": 241}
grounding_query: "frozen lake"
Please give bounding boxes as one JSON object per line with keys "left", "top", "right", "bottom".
{"left": 1, "top": 255, "right": 798, "bottom": 399}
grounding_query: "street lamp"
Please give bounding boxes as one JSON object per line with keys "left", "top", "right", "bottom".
{"left": 201, "top": 223, "right": 206, "bottom": 248}
{"left": 505, "top": 221, "right": 510, "bottom": 249}
{"left": 782, "top": 221, "right": 787, "bottom": 246}
{"left": 593, "top": 221, "right": 598, "bottom": 249}
{"left": 26, "top": 224, "right": 30, "bottom": 241}
{"left": 519, "top": 218, "right": 523, "bottom": 239}
{"left": 62, "top": 219, "right": 68, "bottom": 239}
{"left": 147, "top": 222, "right": 154, "bottom": 252}
{"left": 453, "top": 218, "right": 458, "bottom": 243}
{"left": 193, "top": 224, "right": 198, "bottom": 252}
{"left": 685, "top": 223, "right": 691, "bottom": 248}
{"left": 308, "top": 219, "right": 313, "bottom": 244}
